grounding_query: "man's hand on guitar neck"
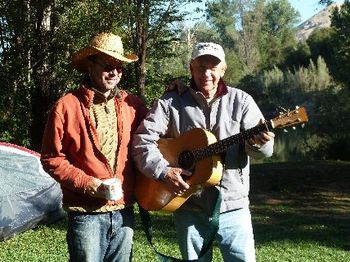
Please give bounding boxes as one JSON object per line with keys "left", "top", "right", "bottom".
{"left": 247, "top": 119, "right": 275, "bottom": 147}
{"left": 248, "top": 131, "right": 275, "bottom": 147}
{"left": 164, "top": 167, "right": 191, "bottom": 195}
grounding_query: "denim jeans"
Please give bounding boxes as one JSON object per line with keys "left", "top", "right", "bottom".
{"left": 174, "top": 207, "right": 256, "bottom": 262}
{"left": 67, "top": 206, "right": 134, "bottom": 262}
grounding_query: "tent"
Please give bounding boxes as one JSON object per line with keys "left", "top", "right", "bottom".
{"left": 0, "top": 142, "right": 65, "bottom": 241}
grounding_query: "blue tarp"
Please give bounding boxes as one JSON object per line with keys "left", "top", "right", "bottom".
{"left": 0, "top": 143, "right": 65, "bottom": 241}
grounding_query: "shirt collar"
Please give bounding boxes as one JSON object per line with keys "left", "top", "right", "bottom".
{"left": 190, "top": 78, "right": 228, "bottom": 97}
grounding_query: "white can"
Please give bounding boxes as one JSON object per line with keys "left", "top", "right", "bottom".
{"left": 102, "top": 178, "right": 123, "bottom": 200}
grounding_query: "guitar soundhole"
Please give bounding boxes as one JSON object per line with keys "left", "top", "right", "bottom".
{"left": 178, "top": 150, "right": 195, "bottom": 170}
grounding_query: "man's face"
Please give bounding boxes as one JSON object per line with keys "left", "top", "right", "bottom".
{"left": 87, "top": 53, "right": 124, "bottom": 94}
{"left": 190, "top": 55, "right": 225, "bottom": 95}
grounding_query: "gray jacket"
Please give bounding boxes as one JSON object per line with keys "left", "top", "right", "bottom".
{"left": 132, "top": 85, "right": 274, "bottom": 213}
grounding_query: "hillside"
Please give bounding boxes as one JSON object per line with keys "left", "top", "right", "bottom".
{"left": 296, "top": 3, "right": 343, "bottom": 41}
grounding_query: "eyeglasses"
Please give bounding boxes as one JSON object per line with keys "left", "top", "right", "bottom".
{"left": 92, "top": 59, "right": 124, "bottom": 73}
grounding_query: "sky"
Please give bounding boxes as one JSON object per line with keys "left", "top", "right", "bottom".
{"left": 290, "top": 0, "right": 344, "bottom": 23}
{"left": 185, "top": 0, "right": 344, "bottom": 26}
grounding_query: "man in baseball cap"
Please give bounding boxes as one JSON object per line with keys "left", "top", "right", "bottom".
{"left": 133, "top": 41, "right": 274, "bottom": 261}
{"left": 188, "top": 42, "right": 227, "bottom": 101}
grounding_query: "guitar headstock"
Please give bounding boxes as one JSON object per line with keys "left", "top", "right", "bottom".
{"left": 270, "top": 106, "right": 309, "bottom": 129}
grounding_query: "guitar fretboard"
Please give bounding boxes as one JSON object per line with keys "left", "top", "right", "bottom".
{"left": 178, "top": 121, "right": 273, "bottom": 169}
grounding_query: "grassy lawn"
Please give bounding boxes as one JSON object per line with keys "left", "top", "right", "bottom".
{"left": 251, "top": 161, "right": 350, "bottom": 262}
{"left": 1, "top": 161, "right": 349, "bottom": 261}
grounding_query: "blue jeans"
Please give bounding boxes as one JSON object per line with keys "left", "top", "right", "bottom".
{"left": 67, "top": 206, "right": 134, "bottom": 262}
{"left": 174, "top": 207, "right": 256, "bottom": 262}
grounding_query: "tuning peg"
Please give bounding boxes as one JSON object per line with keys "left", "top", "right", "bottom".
{"left": 295, "top": 105, "right": 300, "bottom": 109}
{"left": 301, "top": 124, "right": 305, "bottom": 128}
{"left": 283, "top": 129, "right": 288, "bottom": 133}
{"left": 277, "top": 106, "right": 288, "bottom": 114}
{"left": 292, "top": 126, "right": 296, "bottom": 130}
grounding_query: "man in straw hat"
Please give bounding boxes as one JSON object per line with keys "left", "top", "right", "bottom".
{"left": 133, "top": 42, "right": 274, "bottom": 261}
{"left": 41, "top": 32, "right": 147, "bottom": 261}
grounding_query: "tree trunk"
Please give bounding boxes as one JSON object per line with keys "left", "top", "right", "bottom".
{"left": 30, "top": 0, "right": 54, "bottom": 150}
{"left": 133, "top": 0, "right": 150, "bottom": 101}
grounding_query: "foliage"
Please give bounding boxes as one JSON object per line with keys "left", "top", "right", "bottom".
{"left": 204, "top": 0, "right": 299, "bottom": 75}
{"left": 205, "top": 0, "right": 263, "bottom": 74}
{"left": 0, "top": 0, "right": 130, "bottom": 150}
{"left": 241, "top": 56, "right": 332, "bottom": 108}
{"left": 238, "top": 56, "right": 348, "bottom": 161}
{"left": 0, "top": 0, "right": 194, "bottom": 149}
{"left": 0, "top": 0, "right": 36, "bottom": 147}
{"left": 125, "top": 1, "right": 194, "bottom": 100}
{"left": 283, "top": 41, "right": 312, "bottom": 70}
{"left": 223, "top": 48, "right": 246, "bottom": 86}
{"left": 319, "top": 0, "right": 335, "bottom": 6}
{"left": 307, "top": 87, "right": 350, "bottom": 160}
{"left": 307, "top": 28, "right": 334, "bottom": 62}
{"left": 0, "top": 0, "right": 348, "bottom": 162}
{"left": 258, "top": 0, "right": 300, "bottom": 68}
{"left": 330, "top": 0, "right": 350, "bottom": 86}
{"left": 205, "top": 0, "right": 238, "bottom": 46}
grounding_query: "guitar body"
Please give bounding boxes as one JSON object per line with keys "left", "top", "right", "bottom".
{"left": 135, "top": 106, "right": 309, "bottom": 212}
{"left": 135, "top": 128, "right": 223, "bottom": 212}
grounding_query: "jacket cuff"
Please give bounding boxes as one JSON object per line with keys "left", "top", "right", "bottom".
{"left": 158, "top": 166, "right": 170, "bottom": 181}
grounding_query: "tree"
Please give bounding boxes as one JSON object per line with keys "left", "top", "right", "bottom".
{"left": 306, "top": 27, "right": 337, "bottom": 78}
{"left": 206, "top": 0, "right": 238, "bottom": 48}
{"left": 127, "top": 0, "right": 192, "bottom": 100}
{"left": 283, "top": 41, "right": 312, "bottom": 70}
{"left": 0, "top": 0, "right": 131, "bottom": 150}
{"left": 203, "top": 0, "right": 263, "bottom": 82}
{"left": 0, "top": 0, "right": 60, "bottom": 148}
{"left": 258, "top": 0, "right": 299, "bottom": 68}
{"left": 238, "top": 0, "right": 266, "bottom": 73}
{"left": 0, "top": 0, "right": 200, "bottom": 148}
{"left": 319, "top": 0, "right": 334, "bottom": 6}
{"left": 330, "top": 0, "right": 350, "bottom": 86}
{"left": 204, "top": 0, "right": 299, "bottom": 75}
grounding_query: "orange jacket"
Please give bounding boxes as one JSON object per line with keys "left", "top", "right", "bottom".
{"left": 40, "top": 84, "right": 147, "bottom": 210}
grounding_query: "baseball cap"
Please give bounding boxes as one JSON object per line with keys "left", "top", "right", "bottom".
{"left": 191, "top": 42, "right": 225, "bottom": 63}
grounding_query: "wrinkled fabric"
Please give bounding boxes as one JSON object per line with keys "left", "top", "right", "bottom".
{"left": 132, "top": 85, "right": 273, "bottom": 213}
{"left": 0, "top": 143, "right": 64, "bottom": 241}
{"left": 67, "top": 207, "right": 134, "bottom": 262}
{"left": 41, "top": 84, "right": 147, "bottom": 210}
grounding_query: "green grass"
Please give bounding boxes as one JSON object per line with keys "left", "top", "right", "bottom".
{"left": 1, "top": 161, "right": 349, "bottom": 261}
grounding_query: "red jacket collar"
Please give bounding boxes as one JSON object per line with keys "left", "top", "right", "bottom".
{"left": 75, "top": 79, "right": 126, "bottom": 109}
{"left": 190, "top": 78, "right": 228, "bottom": 97}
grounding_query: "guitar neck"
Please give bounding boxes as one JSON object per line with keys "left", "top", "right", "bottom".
{"left": 177, "top": 107, "right": 307, "bottom": 170}
{"left": 193, "top": 121, "right": 273, "bottom": 161}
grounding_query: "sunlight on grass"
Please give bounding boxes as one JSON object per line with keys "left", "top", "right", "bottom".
{"left": 257, "top": 240, "right": 350, "bottom": 262}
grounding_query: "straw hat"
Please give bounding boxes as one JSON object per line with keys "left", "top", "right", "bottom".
{"left": 71, "top": 32, "right": 138, "bottom": 72}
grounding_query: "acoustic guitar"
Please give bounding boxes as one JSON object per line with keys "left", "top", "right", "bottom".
{"left": 136, "top": 107, "right": 309, "bottom": 212}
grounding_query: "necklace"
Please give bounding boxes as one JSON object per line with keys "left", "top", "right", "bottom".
{"left": 90, "top": 87, "right": 114, "bottom": 114}
{"left": 91, "top": 100, "right": 117, "bottom": 130}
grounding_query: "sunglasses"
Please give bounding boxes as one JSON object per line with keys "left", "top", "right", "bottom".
{"left": 92, "top": 59, "right": 124, "bottom": 73}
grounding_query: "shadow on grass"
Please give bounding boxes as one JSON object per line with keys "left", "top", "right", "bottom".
{"left": 250, "top": 160, "right": 350, "bottom": 251}
{"left": 134, "top": 210, "right": 178, "bottom": 245}
{"left": 42, "top": 161, "right": 350, "bottom": 256}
